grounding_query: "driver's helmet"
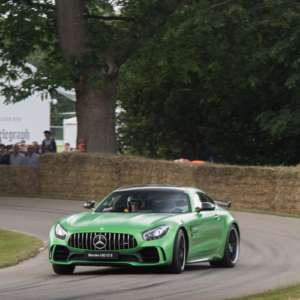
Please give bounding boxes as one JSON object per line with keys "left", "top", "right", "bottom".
{"left": 127, "top": 196, "right": 142, "bottom": 211}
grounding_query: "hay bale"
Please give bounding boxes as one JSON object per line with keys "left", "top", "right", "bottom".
{"left": 1, "top": 153, "right": 300, "bottom": 215}
{"left": 0, "top": 166, "right": 40, "bottom": 196}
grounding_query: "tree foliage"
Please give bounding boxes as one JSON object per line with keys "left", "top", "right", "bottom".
{"left": 1, "top": 0, "right": 300, "bottom": 162}
{"left": 0, "top": 0, "right": 183, "bottom": 152}
{"left": 0, "top": 0, "right": 183, "bottom": 97}
{"left": 118, "top": 0, "right": 300, "bottom": 165}
{"left": 0, "top": 0, "right": 96, "bottom": 109}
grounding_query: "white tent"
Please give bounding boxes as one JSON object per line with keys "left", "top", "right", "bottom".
{"left": 56, "top": 87, "right": 76, "bottom": 101}
{"left": 0, "top": 62, "right": 50, "bottom": 145}
{"left": 0, "top": 93, "right": 50, "bottom": 144}
{"left": 0, "top": 95, "right": 50, "bottom": 145}
{"left": 63, "top": 117, "right": 77, "bottom": 148}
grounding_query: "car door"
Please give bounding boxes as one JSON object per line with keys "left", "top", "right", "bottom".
{"left": 199, "top": 193, "right": 225, "bottom": 252}
{"left": 188, "top": 192, "right": 224, "bottom": 260}
{"left": 187, "top": 192, "right": 215, "bottom": 259}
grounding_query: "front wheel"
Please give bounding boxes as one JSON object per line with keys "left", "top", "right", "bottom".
{"left": 210, "top": 225, "right": 240, "bottom": 268}
{"left": 169, "top": 229, "right": 186, "bottom": 274}
{"left": 52, "top": 263, "right": 75, "bottom": 275}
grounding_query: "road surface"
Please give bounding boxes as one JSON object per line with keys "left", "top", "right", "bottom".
{"left": 0, "top": 197, "right": 300, "bottom": 300}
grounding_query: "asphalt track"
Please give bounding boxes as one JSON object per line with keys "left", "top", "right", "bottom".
{"left": 0, "top": 197, "right": 300, "bottom": 300}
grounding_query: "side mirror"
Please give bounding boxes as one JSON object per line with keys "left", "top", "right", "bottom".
{"left": 202, "top": 202, "right": 216, "bottom": 211}
{"left": 195, "top": 202, "right": 215, "bottom": 212}
{"left": 83, "top": 200, "right": 96, "bottom": 209}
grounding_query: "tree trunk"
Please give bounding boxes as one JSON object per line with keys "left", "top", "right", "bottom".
{"left": 55, "top": 0, "right": 87, "bottom": 58}
{"left": 75, "top": 75, "right": 117, "bottom": 153}
{"left": 56, "top": 0, "right": 117, "bottom": 153}
{"left": 55, "top": 0, "right": 182, "bottom": 153}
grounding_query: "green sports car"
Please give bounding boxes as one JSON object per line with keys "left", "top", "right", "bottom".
{"left": 49, "top": 185, "right": 240, "bottom": 274}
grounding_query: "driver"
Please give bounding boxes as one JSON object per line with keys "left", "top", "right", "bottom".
{"left": 127, "top": 197, "right": 142, "bottom": 212}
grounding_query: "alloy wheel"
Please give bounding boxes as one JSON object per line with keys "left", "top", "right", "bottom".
{"left": 228, "top": 228, "right": 239, "bottom": 264}
{"left": 179, "top": 236, "right": 186, "bottom": 271}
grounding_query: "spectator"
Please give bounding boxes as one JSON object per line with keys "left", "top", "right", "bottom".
{"left": 25, "top": 145, "right": 40, "bottom": 168}
{"left": 19, "top": 140, "right": 27, "bottom": 154}
{"left": 10, "top": 144, "right": 26, "bottom": 166}
{"left": 32, "top": 141, "right": 41, "bottom": 154}
{"left": 0, "top": 144, "right": 10, "bottom": 165}
{"left": 77, "top": 138, "right": 86, "bottom": 152}
{"left": 63, "top": 142, "right": 71, "bottom": 152}
{"left": 41, "top": 130, "right": 57, "bottom": 153}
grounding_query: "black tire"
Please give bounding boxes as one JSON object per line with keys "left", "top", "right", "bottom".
{"left": 52, "top": 264, "right": 75, "bottom": 275}
{"left": 169, "top": 229, "right": 187, "bottom": 274}
{"left": 210, "top": 225, "right": 240, "bottom": 268}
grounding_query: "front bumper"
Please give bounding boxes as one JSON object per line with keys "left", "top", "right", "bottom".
{"left": 49, "top": 245, "right": 170, "bottom": 267}
{"left": 49, "top": 232, "right": 175, "bottom": 267}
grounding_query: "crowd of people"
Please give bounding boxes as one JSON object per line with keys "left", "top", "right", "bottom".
{"left": 0, "top": 130, "right": 86, "bottom": 167}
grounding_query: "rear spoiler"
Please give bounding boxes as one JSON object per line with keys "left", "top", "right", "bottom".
{"left": 215, "top": 200, "right": 231, "bottom": 209}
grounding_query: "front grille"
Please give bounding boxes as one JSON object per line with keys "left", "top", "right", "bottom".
{"left": 68, "top": 232, "right": 137, "bottom": 250}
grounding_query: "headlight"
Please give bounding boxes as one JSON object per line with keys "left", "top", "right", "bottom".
{"left": 55, "top": 224, "right": 67, "bottom": 239}
{"left": 143, "top": 225, "right": 169, "bottom": 241}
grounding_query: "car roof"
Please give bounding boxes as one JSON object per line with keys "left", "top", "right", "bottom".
{"left": 115, "top": 184, "right": 205, "bottom": 194}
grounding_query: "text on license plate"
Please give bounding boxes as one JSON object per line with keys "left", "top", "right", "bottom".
{"left": 87, "top": 252, "right": 118, "bottom": 259}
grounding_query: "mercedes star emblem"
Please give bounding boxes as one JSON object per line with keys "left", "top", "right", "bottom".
{"left": 93, "top": 234, "right": 107, "bottom": 250}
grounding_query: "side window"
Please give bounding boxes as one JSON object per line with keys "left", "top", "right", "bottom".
{"left": 197, "top": 192, "right": 214, "bottom": 204}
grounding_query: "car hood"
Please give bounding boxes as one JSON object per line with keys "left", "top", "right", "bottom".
{"left": 60, "top": 212, "right": 178, "bottom": 233}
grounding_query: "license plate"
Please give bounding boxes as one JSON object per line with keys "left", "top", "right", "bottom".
{"left": 86, "top": 252, "right": 119, "bottom": 260}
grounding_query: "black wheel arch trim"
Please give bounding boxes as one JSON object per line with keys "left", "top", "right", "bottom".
{"left": 231, "top": 222, "right": 240, "bottom": 237}
{"left": 179, "top": 226, "right": 189, "bottom": 258}
{"left": 173, "top": 227, "right": 189, "bottom": 259}
{"left": 222, "top": 221, "right": 240, "bottom": 255}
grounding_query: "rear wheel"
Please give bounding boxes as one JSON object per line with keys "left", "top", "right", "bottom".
{"left": 52, "top": 264, "right": 75, "bottom": 275}
{"left": 169, "top": 229, "right": 186, "bottom": 274}
{"left": 210, "top": 225, "right": 239, "bottom": 268}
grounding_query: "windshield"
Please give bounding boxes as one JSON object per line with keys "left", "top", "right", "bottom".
{"left": 95, "top": 189, "right": 190, "bottom": 213}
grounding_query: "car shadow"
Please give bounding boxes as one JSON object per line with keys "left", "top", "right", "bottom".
{"left": 73, "top": 263, "right": 211, "bottom": 276}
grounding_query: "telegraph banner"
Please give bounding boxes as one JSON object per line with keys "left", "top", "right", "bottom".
{"left": 0, "top": 93, "right": 50, "bottom": 145}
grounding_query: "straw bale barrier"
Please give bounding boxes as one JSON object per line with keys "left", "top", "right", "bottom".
{"left": 0, "top": 166, "right": 40, "bottom": 196}
{"left": 1, "top": 153, "right": 300, "bottom": 214}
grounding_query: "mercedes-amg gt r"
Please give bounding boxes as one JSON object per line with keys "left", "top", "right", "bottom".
{"left": 49, "top": 185, "right": 240, "bottom": 274}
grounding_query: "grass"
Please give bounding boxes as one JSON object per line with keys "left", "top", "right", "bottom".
{"left": 0, "top": 229, "right": 43, "bottom": 268}
{"left": 231, "top": 284, "right": 300, "bottom": 300}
